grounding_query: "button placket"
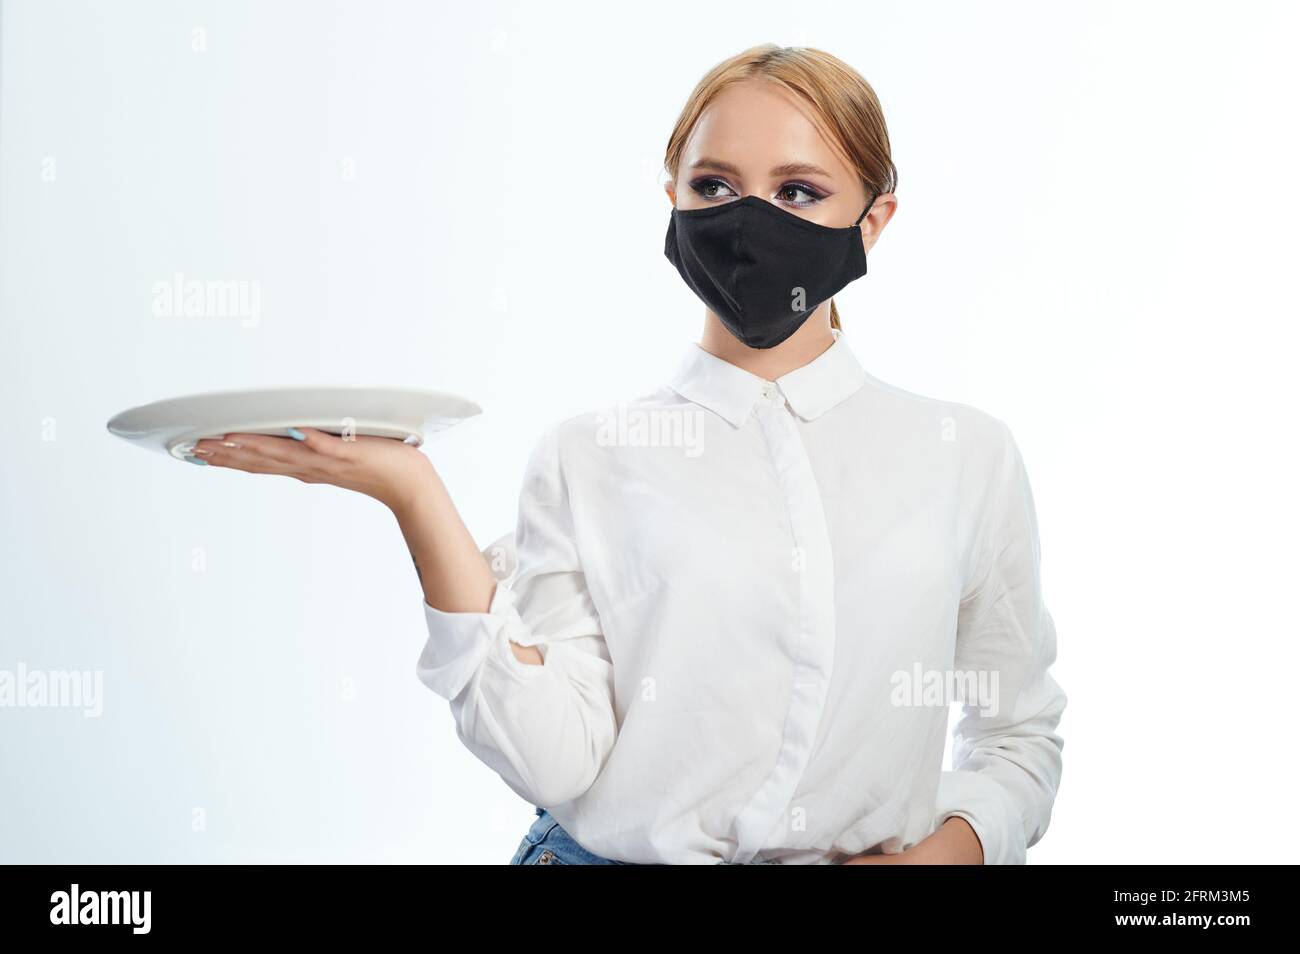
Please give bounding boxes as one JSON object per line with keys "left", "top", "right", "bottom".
{"left": 729, "top": 396, "right": 838, "bottom": 864}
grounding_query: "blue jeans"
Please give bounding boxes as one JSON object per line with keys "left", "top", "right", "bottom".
{"left": 509, "top": 806, "right": 781, "bottom": 864}
{"left": 510, "top": 806, "right": 638, "bottom": 865}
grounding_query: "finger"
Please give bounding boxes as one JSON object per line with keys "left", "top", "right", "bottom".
{"left": 291, "top": 426, "right": 348, "bottom": 456}
{"left": 200, "top": 431, "right": 310, "bottom": 465}
{"left": 193, "top": 442, "right": 283, "bottom": 473}
{"left": 192, "top": 435, "right": 302, "bottom": 472}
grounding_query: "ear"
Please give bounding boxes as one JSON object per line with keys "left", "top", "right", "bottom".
{"left": 859, "top": 192, "right": 897, "bottom": 256}
{"left": 664, "top": 181, "right": 677, "bottom": 207}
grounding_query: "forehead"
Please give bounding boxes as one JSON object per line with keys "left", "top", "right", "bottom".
{"left": 682, "top": 78, "right": 852, "bottom": 177}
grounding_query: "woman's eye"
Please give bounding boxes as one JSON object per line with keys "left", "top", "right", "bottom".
{"left": 690, "top": 177, "right": 738, "bottom": 201}
{"left": 776, "top": 183, "right": 826, "bottom": 207}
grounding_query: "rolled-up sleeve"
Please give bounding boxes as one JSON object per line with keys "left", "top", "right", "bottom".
{"left": 416, "top": 424, "right": 618, "bottom": 809}
{"left": 934, "top": 419, "right": 1067, "bottom": 864}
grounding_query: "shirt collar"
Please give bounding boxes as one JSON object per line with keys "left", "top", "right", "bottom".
{"left": 668, "top": 328, "right": 868, "bottom": 427}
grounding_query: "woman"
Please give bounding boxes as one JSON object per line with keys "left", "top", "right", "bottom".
{"left": 190, "top": 44, "right": 1066, "bottom": 865}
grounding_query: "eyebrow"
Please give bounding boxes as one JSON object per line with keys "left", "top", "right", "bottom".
{"left": 689, "top": 157, "right": 835, "bottom": 179}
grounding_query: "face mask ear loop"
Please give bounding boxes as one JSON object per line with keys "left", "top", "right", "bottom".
{"left": 854, "top": 192, "right": 880, "bottom": 227}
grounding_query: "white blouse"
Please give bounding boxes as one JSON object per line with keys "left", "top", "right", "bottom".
{"left": 417, "top": 329, "right": 1066, "bottom": 865}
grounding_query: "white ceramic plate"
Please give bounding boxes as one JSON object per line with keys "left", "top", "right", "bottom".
{"left": 106, "top": 385, "right": 481, "bottom": 461}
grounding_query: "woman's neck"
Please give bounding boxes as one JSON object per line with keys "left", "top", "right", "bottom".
{"left": 697, "top": 303, "right": 838, "bottom": 382}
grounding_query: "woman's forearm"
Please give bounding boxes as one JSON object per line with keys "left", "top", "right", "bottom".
{"left": 841, "top": 816, "right": 983, "bottom": 864}
{"left": 389, "top": 461, "right": 498, "bottom": 614}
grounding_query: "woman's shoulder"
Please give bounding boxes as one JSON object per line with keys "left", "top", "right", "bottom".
{"left": 522, "top": 384, "right": 689, "bottom": 471}
{"left": 857, "top": 368, "right": 1013, "bottom": 443}
{"left": 543, "top": 384, "right": 689, "bottom": 444}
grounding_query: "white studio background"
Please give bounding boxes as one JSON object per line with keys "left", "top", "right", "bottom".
{"left": 1, "top": 0, "right": 1297, "bottom": 863}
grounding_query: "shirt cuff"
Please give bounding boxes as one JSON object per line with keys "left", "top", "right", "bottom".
{"left": 933, "top": 769, "right": 1025, "bottom": 865}
{"left": 416, "top": 583, "right": 547, "bottom": 700}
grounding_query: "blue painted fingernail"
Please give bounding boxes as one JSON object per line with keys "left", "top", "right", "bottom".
{"left": 185, "top": 456, "right": 209, "bottom": 466}
{"left": 287, "top": 428, "right": 306, "bottom": 441}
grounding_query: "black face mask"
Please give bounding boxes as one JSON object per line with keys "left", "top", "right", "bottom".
{"left": 664, "top": 193, "right": 877, "bottom": 349}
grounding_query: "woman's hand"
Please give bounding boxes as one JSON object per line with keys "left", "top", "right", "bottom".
{"left": 191, "top": 427, "right": 433, "bottom": 512}
{"left": 841, "top": 817, "right": 984, "bottom": 865}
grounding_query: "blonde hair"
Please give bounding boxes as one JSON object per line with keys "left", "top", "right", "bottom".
{"left": 663, "top": 44, "right": 897, "bottom": 332}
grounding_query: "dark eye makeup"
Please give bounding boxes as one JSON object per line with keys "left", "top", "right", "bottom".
{"left": 775, "top": 181, "right": 829, "bottom": 206}
{"left": 688, "top": 176, "right": 830, "bottom": 208}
